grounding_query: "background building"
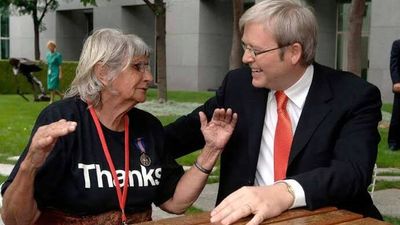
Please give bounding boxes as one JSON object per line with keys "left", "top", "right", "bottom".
{"left": 368, "top": 0, "right": 400, "bottom": 104}
{"left": 1, "top": 0, "right": 400, "bottom": 102}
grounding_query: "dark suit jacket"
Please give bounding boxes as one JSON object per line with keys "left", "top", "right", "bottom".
{"left": 390, "top": 39, "right": 400, "bottom": 84}
{"left": 165, "top": 63, "right": 382, "bottom": 219}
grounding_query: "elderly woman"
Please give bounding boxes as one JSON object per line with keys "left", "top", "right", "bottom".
{"left": 1, "top": 28, "right": 237, "bottom": 225}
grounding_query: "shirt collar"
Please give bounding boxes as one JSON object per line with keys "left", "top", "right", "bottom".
{"left": 268, "top": 64, "right": 314, "bottom": 109}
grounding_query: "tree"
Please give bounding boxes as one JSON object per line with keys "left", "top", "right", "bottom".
{"left": 7, "top": 0, "right": 59, "bottom": 60}
{"left": 0, "top": 0, "right": 11, "bottom": 14}
{"left": 229, "top": 0, "right": 244, "bottom": 70}
{"left": 143, "top": 0, "right": 167, "bottom": 103}
{"left": 347, "top": 0, "right": 365, "bottom": 76}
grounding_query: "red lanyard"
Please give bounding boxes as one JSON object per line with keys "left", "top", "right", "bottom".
{"left": 89, "top": 106, "right": 130, "bottom": 225}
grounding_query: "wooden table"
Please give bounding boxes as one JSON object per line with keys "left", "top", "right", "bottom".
{"left": 137, "top": 207, "right": 390, "bottom": 225}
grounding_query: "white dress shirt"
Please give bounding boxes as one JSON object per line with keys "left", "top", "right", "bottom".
{"left": 254, "top": 65, "right": 314, "bottom": 208}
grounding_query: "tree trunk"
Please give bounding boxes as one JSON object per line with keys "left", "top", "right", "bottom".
{"left": 229, "top": 0, "right": 244, "bottom": 70}
{"left": 32, "top": 3, "right": 40, "bottom": 60}
{"left": 347, "top": 0, "right": 365, "bottom": 76}
{"left": 155, "top": 0, "right": 167, "bottom": 103}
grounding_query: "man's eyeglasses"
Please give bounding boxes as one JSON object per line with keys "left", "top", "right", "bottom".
{"left": 241, "top": 43, "right": 290, "bottom": 58}
{"left": 131, "top": 62, "right": 151, "bottom": 73}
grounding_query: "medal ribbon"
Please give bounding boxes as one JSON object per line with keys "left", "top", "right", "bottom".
{"left": 89, "top": 106, "right": 130, "bottom": 224}
{"left": 135, "top": 138, "right": 146, "bottom": 154}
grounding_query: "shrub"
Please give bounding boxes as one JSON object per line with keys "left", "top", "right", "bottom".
{"left": 0, "top": 59, "right": 77, "bottom": 94}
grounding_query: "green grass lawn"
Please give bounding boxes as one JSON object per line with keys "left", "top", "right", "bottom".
{"left": 0, "top": 175, "right": 7, "bottom": 184}
{"left": 0, "top": 95, "right": 49, "bottom": 163}
{"left": 382, "top": 103, "right": 393, "bottom": 113}
{"left": 374, "top": 180, "right": 400, "bottom": 191}
{"left": 377, "top": 128, "right": 400, "bottom": 168}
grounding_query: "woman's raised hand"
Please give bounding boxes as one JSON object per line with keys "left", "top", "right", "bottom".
{"left": 27, "top": 119, "right": 77, "bottom": 169}
{"left": 199, "top": 108, "right": 238, "bottom": 151}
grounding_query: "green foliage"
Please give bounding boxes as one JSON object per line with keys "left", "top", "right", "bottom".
{"left": 80, "top": 0, "right": 97, "bottom": 6}
{"left": 0, "top": 60, "right": 77, "bottom": 94}
{"left": 0, "top": 0, "right": 11, "bottom": 14}
{"left": 10, "top": 0, "right": 58, "bottom": 15}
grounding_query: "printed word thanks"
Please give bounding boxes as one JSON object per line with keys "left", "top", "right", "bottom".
{"left": 78, "top": 163, "right": 162, "bottom": 188}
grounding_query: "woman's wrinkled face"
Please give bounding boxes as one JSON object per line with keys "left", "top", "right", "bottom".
{"left": 111, "top": 55, "right": 153, "bottom": 105}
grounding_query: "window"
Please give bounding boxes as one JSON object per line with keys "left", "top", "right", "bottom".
{"left": 0, "top": 14, "right": 9, "bottom": 59}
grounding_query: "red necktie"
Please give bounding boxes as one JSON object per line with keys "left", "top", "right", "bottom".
{"left": 274, "top": 91, "right": 293, "bottom": 181}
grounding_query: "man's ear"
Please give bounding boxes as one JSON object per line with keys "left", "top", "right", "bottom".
{"left": 289, "top": 43, "right": 302, "bottom": 65}
{"left": 94, "top": 63, "right": 108, "bottom": 86}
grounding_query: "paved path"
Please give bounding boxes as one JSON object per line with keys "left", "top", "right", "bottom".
{"left": 0, "top": 164, "right": 13, "bottom": 177}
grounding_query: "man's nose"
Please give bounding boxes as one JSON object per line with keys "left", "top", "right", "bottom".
{"left": 242, "top": 49, "right": 254, "bottom": 64}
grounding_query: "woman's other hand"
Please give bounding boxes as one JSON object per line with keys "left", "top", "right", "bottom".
{"left": 26, "top": 119, "right": 77, "bottom": 170}
{"left": 199, "top": 108, "right": 237, "bottom": 151}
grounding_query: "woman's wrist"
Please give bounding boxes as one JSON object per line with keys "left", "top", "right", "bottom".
{"left": 195, "top": 145, "right": 221, "bottom": 171}
{"left": 194, "top": 160, "right": 212, "bottom": 174}
{"left": 20, "top": 159, "right": 39, "bottom": 176}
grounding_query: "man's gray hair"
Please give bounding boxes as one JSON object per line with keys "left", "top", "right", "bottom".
{"left": 239, "top": 0, "right": 317, "bottom": 65}
{"left": 65, "top": 28, "right": 150, "bottom": 106}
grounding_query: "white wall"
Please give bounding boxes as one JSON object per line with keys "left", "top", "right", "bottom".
{"left": 9, "top": 15, "right": 34, "bottom": 59}
{"left": 368, "top": 0, "right": 400, "bottom": 103}
{"left": 166, "top": 0, "right": 201, "bottom": 90}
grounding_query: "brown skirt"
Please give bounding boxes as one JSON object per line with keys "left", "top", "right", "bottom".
{"left": 34, "top": 209, "right": 152, "bottom": 225}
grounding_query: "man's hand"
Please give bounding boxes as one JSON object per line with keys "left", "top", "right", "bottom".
{"left": 199, "top": 108, "right": 237, "bottom": 151}
{"left": 210, "top": 183, "right": 294, "bottom": 225}
{"left": 25, "top": 119, "right": 77, "bottom": 170}
{"left": 393, "top": 83, "right": 400, "bottom": 93}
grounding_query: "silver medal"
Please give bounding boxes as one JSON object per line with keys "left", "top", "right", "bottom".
{"left": 140, "top": 153, "right": 151, "bottom": 166}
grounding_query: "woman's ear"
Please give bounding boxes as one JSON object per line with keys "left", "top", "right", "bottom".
{"left": 289, "top": 43, "right": 302, "bottom": 65}
{"left": 94, "top": 63, "right": 108, "bottom": 86}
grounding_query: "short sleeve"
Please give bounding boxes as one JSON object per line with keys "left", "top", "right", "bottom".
{"left": 153, "top": 153, "right": 184, "bottom": 206}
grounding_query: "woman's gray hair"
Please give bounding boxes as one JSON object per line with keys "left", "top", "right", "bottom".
{"left": 65, "top": 28, "right": 151, "bottom": 106}
{"left": 239, "top": 0, "right": 317, "bottom": 65}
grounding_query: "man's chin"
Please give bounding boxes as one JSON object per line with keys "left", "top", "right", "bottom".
{"left": 251, "top": 79, "right": 266, "bottom": 88}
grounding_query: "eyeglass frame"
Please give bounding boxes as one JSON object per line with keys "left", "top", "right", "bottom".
{"left": 241, "top": 42, "right": 291, "bottom": 58}
{"left": 131, "top": 62, "right": 151, "bottom": 73}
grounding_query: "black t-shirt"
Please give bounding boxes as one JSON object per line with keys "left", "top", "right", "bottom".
{"left": 1, "top": 97, "right": 184, "bottom": 216}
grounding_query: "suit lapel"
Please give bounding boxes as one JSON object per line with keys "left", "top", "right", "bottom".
{"left": 289, "top": 64, "right": 333, "bottom": 165}
{"left": 247, "top": 87, "right": 269, "bottom": 175}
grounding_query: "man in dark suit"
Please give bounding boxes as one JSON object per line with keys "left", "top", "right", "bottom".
{"left": 165, "top": 0, "right": 382, "bottom": 224}
{"left": 388, "top": 39, "right": 400, "bottom": 151}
